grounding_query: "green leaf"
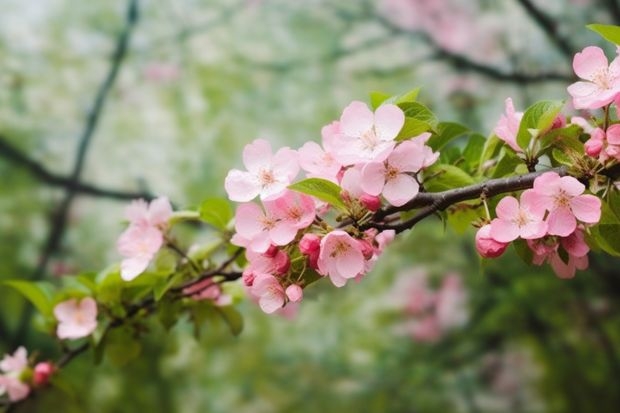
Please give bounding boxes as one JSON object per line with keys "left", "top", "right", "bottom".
{"left": 3, "top": 280, "right": 54, "bottom": 316}
{"left": 214, "top": 305, "right": 244, "bottom": 336}
{"left": 462, "top": 133, "right": 486, "bottom": 172}
{"left": 393, "top": 87, "right": 421, "bottom": 104}
{"left": 288, "top": 178, "right": 346, "bottom": 212}
{"left": 428, "top": 122, "right": 470, "bottom": 151}
{"left": 551, "top": 148, "right": 573, "bottom": 167}
{"left": 396, "top": 117, "right": 433, "bottom": 140}
{"left": 516, "top": 100, "right": 564, "bottom": 150}
{"left": 513, "top": 239, "right": 533, "bottom": 264}
{"left": 446, "top": 202, "right": 482, "bottom": 234}
{"left": 369, "top": 91, "right": 391, "bottom": 109}
{"left": 424, "top": 164, "right": 476, "bottom": 192}
{"left": 594, "top": 224, "right": 620, "bottom": 256}
{"left": 199, "top": 197, "right": 233, "bottom": 230}
{"left": 587, "top": 24, "right": 620, "bottom": 45}
{"left": 492, "top": 150, "right": 522, "bottom": 178}
{"left": 157, "top": 297, "right": 182, "bottom": 330}
{"left": 104, "top": 327, "right": 142, "bottom": 367}
{"left": 479, "top": 135, "right": 502, "bottom": 170}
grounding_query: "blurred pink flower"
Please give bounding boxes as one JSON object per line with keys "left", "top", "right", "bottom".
{"left": 117, "top": 224, "right": 164, "bottom": 281}
{"left": 53, "top": 297, "right": 98, "bottom": 340}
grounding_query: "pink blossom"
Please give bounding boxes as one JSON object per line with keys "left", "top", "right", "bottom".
{"left": 410, "top": 316, "right": 442, "bottom": 343}
{"left": 402, "top": 271, "right": 435, "bottom": 316}
{"left": 265, "top": 190, "right": 316, "bottom": 230}
{"left": 298, "top": 121, "right": 343, "bottom": 183}
{"left": 340, "top": 166, "right": 368, "bottom": 200}
{"left": 117, "top": 224, "right": 164, "bottom": 281}
{"left": 232, "top": 202, "right": 298, "bottom": 253}
{"left": 567, "top": 46, "right": 620, "bottom": 109}
{"left": 53, "top": 297, "right": 98, "bottom": 339}
{"left": 317, "top": 230, "right": 366, "bottom": 287}
{"left": 528, "top": 228, "right": 589, "bottom": 279}
{"left": 182, "top": 278, "right": 230, "bottom": 305}
{"left": 435, "top": 274, "right": 468, "bottom": 329}
{"left": 244, "top": 248, "right": 290, "bottom": 278}
{"left": 125, "top": 196, "right": 172, "bottom": 230}
{"left": 475, "top": 224, "right": 509, "bottom": 258}
{"left": 494, "top": 98, "right": 523, "bottom": 152}
{"left": 285, "top": 284, "right": 303, "bottom": 303}
{"left": 0, "top": 376, "right": 30, "bottom": 402}
{"left": 490, "top": 191, "right": 547, "bottom": 242}
{"left": 225, "top": 138, "right": 299, "bottom": 202}
{"left": 359, "top": 194, "right": 382, "bottom": 211}
{"left": 604, "top": 124, "right": 620, "bottom": 161}
{"left": 299, "top": 233, "right": 321, "bottom": 270}
{"left": 333, "top": 101, "right": 405, "bottom": 165}
{"left": 361, "top": 135, "right": 437, "bottom": 206}
{"left": 532, "top": 172, "right": 601, "bottom": 236}
{"left": 0, "top": 347, "right": 27, "bottom": 374}
{"left": 251, "top": 274, "right": 286, "bottom": 314}
{"left": 584, "top": 128, "right": 605, "bottom": 157}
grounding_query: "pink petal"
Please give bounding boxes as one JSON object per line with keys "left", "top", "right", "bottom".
{"left": 79, "top": 297, "right": 98, "bottom": 319}
{"left": 533, "top": 172, "right": 561, "bottom": 196}
{"left": 269, "top": 222, "right": 298, "bottom": 246}
{"left": 336, "top": 249, "right": 364, "bottom": 279}
{"left": 547, "top": 208, "right": 577, "bottom": 237}
{"left": 521, "top": 189, "right": 548, "bottom": 219}
{"left": 570, "top": 194, "right": 601, "bottom": 223}
{"left": 606, "top": 124, "right": 620, "bottom": 145}
{"left": 242, "top": 139, "right": 272, "bottom": 173}
{"left": 388, "top": 140, "right": 424, "bottom": 172}
{"left": 549, "top": 253, "right": 575, "bottom": 279}
{"left": 360, "top": 162, "right": 386, "bottom": 196}
{"left": 340, "top": 101, "right": 374, "bottom": 137}
{"left": 382, "top": 174, "right": 419, "bottom": 207}
{"left": 495, "top": 196, "right": 520, "bottom": 220}
{"left": 259, "top": 294, "right": 285, "bottom": 314}
{"left": 573, "top": 46, "right": 608, "bottom": 80}
{"left": 272, "top": 147, "right": 300, "bottom": 182}
{"left": 53, "top": 299, "right": 78, "bottom": 323}
{"left": 374, "top": 104, "right": 405, "bottom": 141}
{"left": 224, "top": 170, "right": 260, "bottom": 202}
{"left": 520, "top": 220, "right": 548, "bottom": 239}
{"left": 121, "top": 255, "right": 151, "bottom": 281}
{"left": 148, "top": 197, "right": 173, "bottom": 227}
{"left": 558, "top": 176, "right": 585, "bottom": 197}
{"left": 489, "top": 218, "right": 520, "bottom": 243}
{"left": 234, "top": 203, "right": 265, "bottom": 238}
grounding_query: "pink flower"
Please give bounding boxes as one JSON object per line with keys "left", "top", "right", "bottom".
{"left": 0, "top": 347, "right": 30, "bottom": 402}
{"left": 117, "top": 224, "right": 164, "bottom": 281}
{"left": 232, "top": 202, "right": 298, "bottom": 253}
{"left": 490, "top": 191, "right": 547, "bottom": 242}
{"left": 410, "top": 316, "right": 442, "bottom": 343}
{"left": 125, "top": 196, "right": 172, "bottom": 230}
{"left": 333, "top": 101, "right": 405, "bottom": 165}
{"left": 53, "top": 297, "right": 98, "bottom": 339}
{"left": 265, "top": 190, "right": 316, "bottom": 230}
{"left": 567, "top": 46, "right": 620, "bottom": 109}
{"left": 182, "top": 278, "right": 230, "bottom": 305}
{"left": 244, "top": 248, "right": 290, "bottom": 278}
{"left": 317, "top": 230, "right": 366, "bottom": 287}
{"left": 494, "top": 98, "right": 523, "bottom": 152}
{"left": 604, "top": 124, "right": 620, "bottom": 162}
{"left": 361, "top": 135, "right": 437, "bottom": 206}
{"left": 584, "top": 128, "right": 605, "bottom": 157}
{"left": 225, "top": 138, "right": 299, "bottom": 202}
{"left": 528, "top": 228, "right": 589, "bottom": 279}
{"left": 298, "top": 121, "right": 343, "bottom": 183}
{"left": 532, "top": 172, "right": 601, "bottom": 236}
{"left": 435, "top": 274, "right": 468, "bottom": 329}
{"left": 475, "top": 224, "right": 509, "bottom": 258}
{"left": 251, "top": 274, "right": 286, "bottom": 314}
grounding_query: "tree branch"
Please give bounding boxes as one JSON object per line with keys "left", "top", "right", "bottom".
{"left": 514, "top": 0, "right": 574, "bottom": 61}
{"left": 367, "top": 167, "right": 567, "bottom": 233}
{"left": 11, "top": 0, "right": 140, "bottom": 348}
{"left": 0, "top": 136, "right": 154, "bottom": 201}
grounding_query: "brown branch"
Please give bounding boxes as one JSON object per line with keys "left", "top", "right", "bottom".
{"left": 514, "top": 0, "right": 573, "bottom": 61}
{"left": 10, "top": 0, "right": 140, "bottom": 349}
{"left": 0, "top": 136, "right": 154, "bottom": 201}
{"left": 367, "top": 167, "right": 567, "bottom": 234}
{"left": 173, "top": 247, "right": 244, "bottom": 294}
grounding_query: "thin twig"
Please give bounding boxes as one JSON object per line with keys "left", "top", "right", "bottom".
{"left": 0, "top": 136, "right": 154, "bottom": 201}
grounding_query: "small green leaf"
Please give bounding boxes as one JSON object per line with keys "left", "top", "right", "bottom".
{"left": 492, "top": 151, "right": 522, "bottom": 178}
{"left": 199, "top": 198, "right": 233, "bottom": 230}
{"left": 513, "top": 239, "right": 534, "bottom": 264}
{"left": 587, "top": 24, "right": 620, "bottom": 45}
{"left": 428, "top": 122, "right": 470, "bottom": 151}
{"left": 446, "top": 202, "right": 482, "bottom": 234}
{"left": 3, "top": 280, "right": 54, "bottom": 316}
{"left": 104, "top": 327, "right": 142, "bottom": 367}
{"left": 479, "top": 135, "right": 502, "bottom": 170}
{"left": 424, "top": 164, "right": 475, "bottom": 192}
{"left": 288, "top": 178, "right": 346, "bottom": 212}
{"left": 462, "top": 133, "right": 486, "bottom": 172}
{"left": 393, "top": 87, "right": 421, "bottom": 104}
{"left": 369, "top": 91, "right": 391, "bottom": 109}
{"left": 214, "top": 305, "right": 244, "bottom": 336}
{"left": 594, "top": 224, "right": 620, "bottom": 256}
{"left": 399, "top": 102, "right": 438, "bottom": 126}
{"left": 551, "top": 148, "right": 573, "bottom": 166}
{"left": 516, "top": 100, "right": 564, "bottom": 150}
{"left": 157, "top": 297, "right": 182, "bottom": 330}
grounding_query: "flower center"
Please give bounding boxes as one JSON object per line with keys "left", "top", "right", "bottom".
{"left": 514, "top": 209, "right": 531, "bottom": 227}
{"left": 360, "top": 128, "right": 379, "bottom": 151}
{"left": 330, "top": 240, "right": 349, "bottom": 258}
{"left": 593, "top": 68, "right": 611, "bottom": 89}
{"left": 385, "top": 164, "right": 399, "bottom": 182}
{"left": 554, "top": 190, "right": 571, "bottom": 208}
{"left": 259, "top": 168, "right": 277, "bottom": 187}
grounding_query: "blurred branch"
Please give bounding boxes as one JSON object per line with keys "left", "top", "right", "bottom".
{"left": 604, "top": 0, "right": 620, "bottom": 25}
{"left": 514, "top": 0, "right": 574, "bottom": 61}
{"left": 367, "top": 167, "right": 567, "bottom": 233}
{"left": 10, "top": 0, "right": 140, "bottom": 349}
{"left": 374, "top": 14, "right": 574, "bottom": 84}
{"left": 0, "top": 136, "right": 154, "bottom": 201}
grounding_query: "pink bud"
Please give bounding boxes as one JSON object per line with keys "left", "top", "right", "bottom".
{"left": 360, "top": 194, "right": 382, "bottom": 212}
{"left": 475, "top": 225, "right": 509, "bottom": 258}
{"left": 585, "top": 137, "right": 604, "bottom": 157}
{"left": 33, "top": 362, "right": 55, "bottom": 386}
{"left": 264, "top": 244, "right": 279, "bottom": 258}
{"left": 551, "top": 114, "right": 566, "bottom": 129}
{"left": 273, "top": 250, "right": 291, "bottom": 275}
{"left": 299, "top": 233, "right": 321, "bottom": 255}
{"left": 285, "top": 284, "right": 303, "bottom": 302}
{"left": 357, "top": 239, "right": 374, "bottom": 260}
{"left": 242, "top": 270, "right": 256, "bottom": 287}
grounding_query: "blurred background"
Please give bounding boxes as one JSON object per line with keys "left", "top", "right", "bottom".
{"left": 1, "top": 0, "right": 620, "bottom": 412}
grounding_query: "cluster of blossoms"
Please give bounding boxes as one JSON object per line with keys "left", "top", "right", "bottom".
{"left": 0, "top": 348, "right": 54, "bottom": 402}
{"left": 476, "top": 172, "right": 601, "bottom": 278}
{"left": 395, "top": 271, "right": 468, "bottom": 343}
{"left": 116, "top": 197, "right": 172, "bottom": 281}
{"left": 225, "top": 101, "right": 439, "bottom": 313}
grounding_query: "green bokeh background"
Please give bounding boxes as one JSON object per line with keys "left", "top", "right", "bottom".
{"left": 1, "top": 0, "right": 620, "bottom": 412}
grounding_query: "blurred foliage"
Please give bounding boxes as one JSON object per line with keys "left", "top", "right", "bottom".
{"left": 1, "top": 0, "right": 620, "bottom": 412}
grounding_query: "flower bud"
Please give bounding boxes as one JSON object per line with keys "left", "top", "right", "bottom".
{"left": 359, "top": 194, "right": 382, "bottom": 212}
{"left": 475, "top": 225, "right": 509, "bottom": 258}
{"left": 285, "top": 284, "right": 303, "bottom": 303}
{"left": 299, "top": 234, "right": 321, "bottom": 255}
{"left": 33, "top": 362, "right": 55, "bottom": 387}
{"left": 273, "top": 250, "right": 291, "bottom": 275}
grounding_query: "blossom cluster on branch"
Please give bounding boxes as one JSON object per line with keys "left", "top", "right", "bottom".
{"left": 3, "top": 25, "right": 620, "bottom": 409}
